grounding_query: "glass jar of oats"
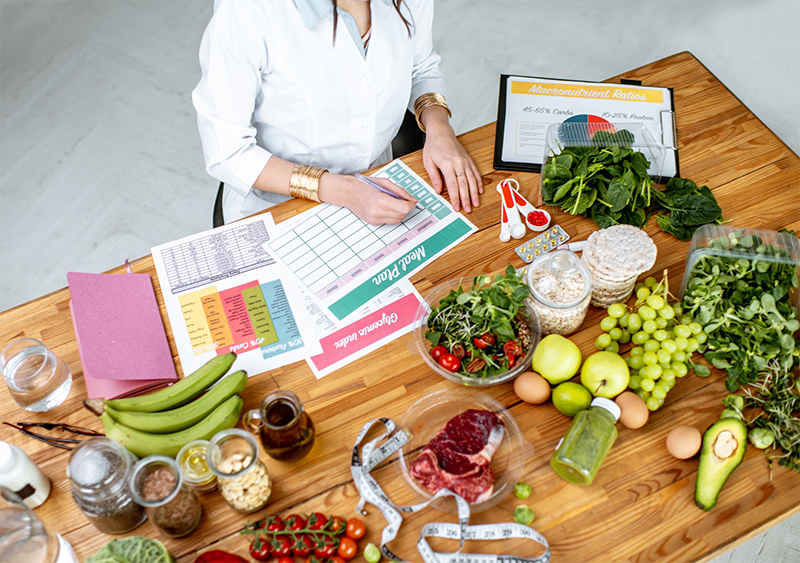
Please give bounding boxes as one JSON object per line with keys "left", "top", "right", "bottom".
{"left": 526, "top": 250, "right": 592, "bottom": 336}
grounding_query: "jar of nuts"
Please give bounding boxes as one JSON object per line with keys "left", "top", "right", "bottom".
{"left": 526, "top": 250, "right": 592, "bottom": 336}
{"left": 207, "top": 429, "right": 271, "bottom": 513}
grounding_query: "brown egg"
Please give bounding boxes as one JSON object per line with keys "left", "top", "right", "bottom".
{"left": 513, "top": 371, "right": 551, "bottom": 404}
{"left": 614, "top": 391, "right": 649, "bottom": 429}
{"left": 666, "top": 425, "right": 703, "bottom": 459}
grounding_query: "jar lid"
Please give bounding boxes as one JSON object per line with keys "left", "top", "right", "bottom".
{"left": 590, "top": 397, "right": 621, "bottom": 422}
{"left": 526, "top": 250, "right": 592, "bottom": 309}
{"left": 0, "top": 441, "right": 16, "bottom": 473}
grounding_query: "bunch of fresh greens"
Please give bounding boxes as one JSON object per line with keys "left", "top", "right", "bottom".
{"left": 87, "top": 537, "right": 175, "bottom": 563}
{"left": 425, "top": 265, "right": 530, "bottom": 378}
{"left": 540, "top": 129, "right": 722, "bottom": 240}
{"left": 681, "top": 230, "right": 800, "bottom": 391}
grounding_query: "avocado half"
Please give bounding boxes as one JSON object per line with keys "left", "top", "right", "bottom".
{"left": 695, "top": 417, "right": 748, "bottom": 511}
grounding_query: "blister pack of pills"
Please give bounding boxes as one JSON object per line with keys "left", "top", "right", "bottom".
{"left": 513, "top": 225, "right": 570, "bottom": 263}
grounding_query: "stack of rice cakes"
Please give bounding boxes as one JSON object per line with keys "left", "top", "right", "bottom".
{"left": 582, "top": 225, "right": 657, "bottom": 308}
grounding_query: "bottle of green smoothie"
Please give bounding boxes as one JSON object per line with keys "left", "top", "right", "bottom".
{"left": 550, "top": 397, "right": 621, "bottom": 486}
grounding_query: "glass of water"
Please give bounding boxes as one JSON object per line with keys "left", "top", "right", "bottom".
{"left": 1, "top": 338, "right": 72, "bottom": 412}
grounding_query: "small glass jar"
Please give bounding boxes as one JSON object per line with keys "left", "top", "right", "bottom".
{"left": 550, "top": 397, "right": 621, "bottom": 486}
{"left": 177, "top": 440, "right": 217, "bottom": 493}
{"left": 207, "top": 429, "right": 271, "bottom": 513}
{"left": 526, "top": 250, "right": 592, "bottom": 336}
{"left": 129, "top": 455, "right": 202, "bottom": 538}
{"left": 66, "top": 437, "right": 146, "bottom": 534}
{"left": 0, "top": 440, "right": 51, "bottom": 509}
{"left": 243, "top": 390, "right": 315, "bottom": 462}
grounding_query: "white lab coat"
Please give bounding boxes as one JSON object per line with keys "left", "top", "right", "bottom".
{"left": 193, "top": 0, "right": 446, "bottom": 221}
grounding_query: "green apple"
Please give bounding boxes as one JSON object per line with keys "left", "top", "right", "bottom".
{"left": 580, "top": 351, "right": 630, "bottom": 398}
{"left": 531, "top": 334, "right": 582, "bottom": 385}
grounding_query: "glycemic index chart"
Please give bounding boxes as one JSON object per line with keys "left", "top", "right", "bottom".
{"left": 268, "top": 160, "right": 477, "bottom": 321}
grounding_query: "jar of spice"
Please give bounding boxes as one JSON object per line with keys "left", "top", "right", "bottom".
{"left": 0, "top": 440, "right": 51, "bottom": 508}
{"left": 526, "top": 250, "right": 592, "bottom": 336}
{"left": 550, "top": 397, "right": 621, "bottom": 486}
{"left": 129, "top": 455, "right": 202, "bottom": 538}
{"left": 207, "top": 429, "right": 271, "bottom": 513}
{"left": 177, "top": 440, "right": 217, "bottom": 493}
{"left": 66, "top": 437, "right": 146, "bottom": 534}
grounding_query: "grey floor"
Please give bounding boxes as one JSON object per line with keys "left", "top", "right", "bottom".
{"left": 1, "top": 1, "right": 798, "bottom": 560}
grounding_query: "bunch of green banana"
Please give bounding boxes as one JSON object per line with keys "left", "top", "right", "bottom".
{"left": 84, "top": 352, "right": 247, "bottom": 458}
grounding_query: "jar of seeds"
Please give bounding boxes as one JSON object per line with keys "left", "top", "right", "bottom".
{"left": 526, "top": 250, "right": 592, "bottom": 336}
{"left": 207, "top": 429, "right": 271, "bottom": 513}
{"left": 67, "top": 437, "right": 146, "bottom": 534}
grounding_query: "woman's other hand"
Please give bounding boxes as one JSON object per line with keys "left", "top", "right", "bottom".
{"left": 420, "top": 106, "right": 483, "bottom": 213}
{"left": 319, "top": 174, "right": 416, "bottom": 225}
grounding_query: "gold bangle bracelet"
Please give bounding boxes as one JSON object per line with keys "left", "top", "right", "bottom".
{"left": 289, "top": 164, "right": 326, "bottom": 203}
{"left": 414, "top": 93, "right": 451, "bottom": 132}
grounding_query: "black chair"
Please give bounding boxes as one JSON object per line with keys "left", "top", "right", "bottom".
{"left": 212, "top": 110, "right": 424, "bottom": 228}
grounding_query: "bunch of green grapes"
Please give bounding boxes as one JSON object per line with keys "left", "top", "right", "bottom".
{"left": 595, "top": 276, "right": 708, "bottom": 412}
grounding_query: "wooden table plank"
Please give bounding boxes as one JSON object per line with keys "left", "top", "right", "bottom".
{"left": 1, "top": 51, "right": 798, "bottom": 563}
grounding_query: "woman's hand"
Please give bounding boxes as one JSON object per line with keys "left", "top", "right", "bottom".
{"left": 419, "top": 106, "right": 483, "bottom": 213}
{"left": 318, "top": 174, "right": 416, "bottom": 225}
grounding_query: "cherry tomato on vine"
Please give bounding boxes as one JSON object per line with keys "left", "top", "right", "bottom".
{"left": 327, "top": 557, "right": 346, "bottom": 563}
{"left": 430, "top": 345, "right": 448, "bottom": 362}
{"left": 249, "top": 539, "right": 271, "bottom": 562}
{"left": 313, "top": 535, "right": 339, "bottom": 558}
{"left": 337, "top": 537, "right": 358, "bottom": 560}
{"left": 277, "top": 558, "right": 294, "bottom": 563}
{"left": 329, "top": 515, "right": 347, "bottom": 534}
{"left": 292, "top": 534, "right": 315, "bottom": 557}
{"left": 438, "top": 353, "right": 461, "bottom": 372}
{"left": 308, "top": 512, "right": 328, "bottom": 530}
{"left": 345, "top": 517, "right": 366, "bottom": 540}
{"left": 266, "top": 515, "right": 285, "bottom": 532}
{"left": 271, "top": 536, "right": 293, "bottom": 558}
{"left": 285, "top": 514, "right": 307, "bottom": 531}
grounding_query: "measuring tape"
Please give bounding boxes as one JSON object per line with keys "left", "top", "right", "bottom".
{"left": 351, "top": 418, "right": 551, "bottom": 563}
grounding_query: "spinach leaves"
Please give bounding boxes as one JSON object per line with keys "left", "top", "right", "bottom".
{"left": 681, "top": 230, "right": 800, "bottom": 391}
{"left": 541, "top": 130, "right": 723, "bottom": 240}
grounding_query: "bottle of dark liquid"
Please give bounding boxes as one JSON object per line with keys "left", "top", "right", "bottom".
{"left": 244, "top": 390, "right": 315, "bottom": 462}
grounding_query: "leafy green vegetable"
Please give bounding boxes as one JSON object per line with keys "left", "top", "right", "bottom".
{"left": 541, "top": 130, "right": 723, "bottom": 239}
{"left": 86, "top": 537, "right": 175, "bottom": 563}
{"left": 681, "top": 229, "right": 800, "bottom": 390}
{"left": 425, "top": 265, "right": 530, "bottom": 378}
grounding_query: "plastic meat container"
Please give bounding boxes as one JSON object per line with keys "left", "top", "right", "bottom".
{"left": 678, "top": 225, "right": 800, "bottom": 309}
{"left": 540, "top": 121, "right": 667, "bottom": 186}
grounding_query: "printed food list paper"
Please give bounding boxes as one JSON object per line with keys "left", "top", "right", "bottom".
{"left": 151, "top": 213, "right": 321, "bottom": 377}
{"left": 267, "top": 159, "right": 477, "bottom": 321}
{"left": 495, "top": 76, "right": 677, "bottom": 177}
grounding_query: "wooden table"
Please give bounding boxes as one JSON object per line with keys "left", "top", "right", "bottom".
{"left": 1, "top": 52, "right": 798, "bottom": 563}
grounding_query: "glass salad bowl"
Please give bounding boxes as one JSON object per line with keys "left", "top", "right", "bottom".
{"left": 395, "top": 388, "right": 532, "bottom": 513}
{"left": 412, "top": 274, "right": 541, "bottom": 386}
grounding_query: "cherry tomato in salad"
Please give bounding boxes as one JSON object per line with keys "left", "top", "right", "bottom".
{"left": 308, "top": 512, "right": 328, "bottom": 530}
{"left": 503, "top": 340, "right": 523, "bottom": 357}
{"left": 430, "top": 345, "right": 448, "bottom": 362}
{"left": 248, "top": 540, "right": 271, "bottom": 562}
{"left": 329, "top": 515, "right": 347, "bottom": 534}
{"left": 438, "top": 353, "right": 461, "bottom": 372}
{"left": 345, "top": 517, "right": 366, "bottom": 540}
{"left": 271, "top": 536, "right": 293, "bottom": 558}
{"left": 473, "top": 333, "right": 495, "bottom": 349}
{"left": 292, "top": 534, "right": 316, "bottom": 557}
{"left": 506, "top": 352, "right": 516, "bottom": 368}
{"left": 337, "top": 536, "right": 358, "bottom": 560}
{"left": 285, "top": 514, "right": 307, "bottom": 531}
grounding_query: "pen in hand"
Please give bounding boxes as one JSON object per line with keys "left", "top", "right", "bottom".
{"left": 355, "top": 173, "right": 423, "bottom": 210}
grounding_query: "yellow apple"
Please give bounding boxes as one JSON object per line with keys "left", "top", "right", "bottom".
{"left": 531, "top": 334, "right": 582, "bottom": 385}
{"left": 580, "top": 351, "right": 630, "bottom": 398}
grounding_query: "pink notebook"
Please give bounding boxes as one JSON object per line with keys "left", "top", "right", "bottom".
{"left": 67, "top": 271, "right": 178, "bottom": 399}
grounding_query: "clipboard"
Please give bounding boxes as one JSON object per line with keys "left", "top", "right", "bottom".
{"left": 492, "top": 74, "right": 679, "bottom": 178}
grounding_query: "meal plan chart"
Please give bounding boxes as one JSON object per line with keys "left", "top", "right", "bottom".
{"left": 268, "top": 160, "right": 477, "bottom": 321}
{"left": 152, "top": 214, "right": 320, "bottom": 377}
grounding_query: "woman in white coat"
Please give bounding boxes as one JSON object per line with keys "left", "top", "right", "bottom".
{"left": 193, "top": 0, "right": 482, "bottom": 225}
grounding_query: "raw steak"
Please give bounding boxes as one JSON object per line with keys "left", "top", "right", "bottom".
{"left": 409, "top": 409, "right": 505, "bottom": 502}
